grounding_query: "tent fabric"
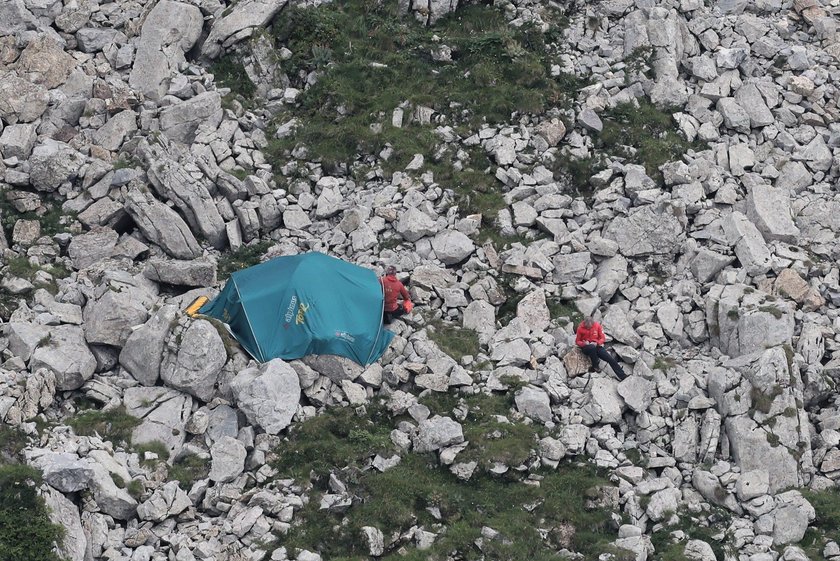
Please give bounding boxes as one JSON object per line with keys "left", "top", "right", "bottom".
{"left": 199, "top": 252, "right": 394, "bottom": 365}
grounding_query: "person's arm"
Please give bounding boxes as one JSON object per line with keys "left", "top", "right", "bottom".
{"left": 596, "top": 324, "right": 606, "bottom": 346}
{"left": 399, "top": 282, "right": 410, "bottom": 302}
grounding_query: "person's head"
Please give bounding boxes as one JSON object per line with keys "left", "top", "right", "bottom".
{"left": 386, "top": 265, "right": 397, "bottom": 277}
{"left": 583, "top": 316, "right": 594, "bottom": 328}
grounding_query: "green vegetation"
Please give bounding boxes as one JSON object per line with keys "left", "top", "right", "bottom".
{"left": 427, "top": 321, "right": 480, "bottom": 362}
{"left": 0, "top": 425, "right": 27, "bottom": 461}
{"left": 597, "top": 100, "right": 698, "bottom": 182}
{"left": 652, "top": 356, "right": 677, "bottom": 372}
{"left": 272, "top": 396, "right": 620, "bottom": 560}
{"left": 0, "top": 195, "right": 77, "bottom": 242}
{"left": 649, "top": 509, "right": 732, "bottom": 561}
{"left": 0, "top": 464, "right": 66, "bottom": 561}
{"left": 127, "top": 479, "right": 144, "bottom": 500}
{"left": 547, "top": 298, "right": 583, "bottom": 326}
{"left": 135, "top": 441, "right": 170, "bottom": 466}
{"left": 269, "top": 0, "right": 583, "bottom": 167}
{"left": 68, "top": 406, "right": 141, "bottom": 446}
{"left": 750, "top": 385, "right": 782, "bottom": 415}
{"left": 804, "top": 488, "right": 840, "bottom": 541}
{"left": 758, "top": 305, "right": 784, "bottom": 320}
{"left": 210, "top": 53, "right": 257, "bottom": 102}
{"left": 169, "top": 454, "right": 211, "bottom": 488}
{"left": 217, "top": 240, "right": 273, "bottom": 280}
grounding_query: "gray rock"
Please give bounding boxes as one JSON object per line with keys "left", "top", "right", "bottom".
{"left": 745, "top": 184, "right": 800, "bottom": 243}
{"left": 515, "top": 386, "right": 552, "bottom": 423}
{"left": 87, "top": 461, "right": 137, "bottom": 520}
{"left": 431, "top": 230, "right": 475, "bottom": 265}
{"left": 160, "top": 319, "right": 226, "bottom": 402}
{"left": 37, "top": 453, "right": 93, "bottom": 493}
{"left": 361, "top": 526, "right": 385, "bottom": 557}
{"left": 137, "top": 481, "right": 191, "bottom": 522}
{"left": 0, "top": 71, "right": 49, "bottom": 123}
{"left": 209, "top": 436, "right": 246, "bottom": 483}
{"left": 594, "top": 255, "right": 627, "bottom": 301}
{"left": 579, "top": 108, "right": 603, "bottom": 132}
{"left": 159, "top": 92, "right": 223, "bottom": 144}
{"left": 646, "top": 487, "right": 680, "bottom": 521}
{"left": 0, "top": 123, "right": 37, "bottom": 159}
{"left": 92, "top": 110, "right": 137, "bottom": 151}
{"left": 692, "top": 469, "right": 741, "bottom": 512}
{"left": 129, "top": 0, "right": 203, "bottom": 100}
{"left": 774, "top": 161, "right": 812, "bottom": 192}
{"left": 302, "top": 354, "right": 362, "bottom": 383}
{"left": 413, "top": 416, "right": 464, "bottom": 453}
{"left": 602, "top": 306, "right": 642, "bottom": 348}
{"left": 616, "top": 376, "right": 655, "bottom": 413}
{"left": 120, "top": 305, "right": 177, "bottom": 386}
{"left": 684, "top": 540, "right": 717, "bottom": 561}
{"left": 734, "top": 83, "right": 775, "bottom": 128}
{"left": 689, "top": 248, "right": 733, "bottom": 284}
{"left": 76, "top": 27, "right": 126, "bottom": 53}
{"left": 516, "top": 289, "right": 550, "bottom": 331}
{"left": 125, "top": 386, "right": 192, "bottom": 460}
{"left": 736, "top": 469, "right": 769, "bottom": 501}
{"left": 44, "top": 486, "right": 87, "bottom": 561}
{"left": 29, "top": 139, "right": 85, "bottom": 192}
{"left": 716, "top": 98, "right": 751, "bottom": 133}
{"left": 586, "top": 378, "right": 624, "bottom": 424}
{"left": 83, "top": 288, "right": 150, "bottom": 347}
{"left": 124, "top": 186, "right": 202, "bottom": 260}
{"left": 200, "top": 0, "right": 289, "bottom": 59}
{"left": 30, "top": 325, "right": 96, "bottom": 391}
{"left": 396, "top": 207, "right": 438, "bottom": 242}
{"left": 67, "top": 228, "right": 119, "bottom": 269}
{"left": 143, "top": 257, "right": 217, "bottom": 287}
{"left": 230, "top": 359, "right": 301, "bottom": 435}
{"left": 769, "top": 491, "right": 815, "bottom": 545}
{"left": 463, "top": 300, "right": 496, "bottom": 334}
{"left": 553, "top": 252, "right": 591, "bottom": 284}
{"left": 722, "top": 211, "right": 771, "bottom": 276}
{"left": 604, "top": 205, "right": 683, "bottom": 256}
{"left": 725, "top": 414, "right": 800, "bottom": 493}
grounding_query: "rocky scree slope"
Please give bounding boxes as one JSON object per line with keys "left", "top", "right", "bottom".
{"left": 1, "top": 0, "right": 840, "bottom": 559}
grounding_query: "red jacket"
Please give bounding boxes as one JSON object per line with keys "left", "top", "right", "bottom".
{"left": 576, "top": 322, "right": 605, "bottom": 347}
{"left": 381, "top": 275, "right": 409, "bottom": 312}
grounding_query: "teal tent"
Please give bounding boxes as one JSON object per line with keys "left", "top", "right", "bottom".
{"left": 199, "top": 252, "right": 394, "bottom": 365}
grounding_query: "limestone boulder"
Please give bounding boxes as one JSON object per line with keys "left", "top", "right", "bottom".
{"left": 230, "top": 359, "right": 301, "bottom": 435}
{"left": 160, "top": 319, "right": 227, "bottom": 402}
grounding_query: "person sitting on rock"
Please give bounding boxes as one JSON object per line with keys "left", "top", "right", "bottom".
{"left": 575, "top": 316, "right": 627, "bottom": 380}
{"left": 380, "top": 265, "right": 412, "bottom": 324}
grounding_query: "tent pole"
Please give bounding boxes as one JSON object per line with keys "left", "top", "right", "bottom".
{"left": 234, "top": 276, "right": 265, "bottom": 363}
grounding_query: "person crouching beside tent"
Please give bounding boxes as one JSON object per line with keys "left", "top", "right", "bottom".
{"left": 381, "top": 265, "right": 413, "bottom": 324}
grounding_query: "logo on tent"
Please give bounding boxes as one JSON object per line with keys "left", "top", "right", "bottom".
{"left": 296, "top": 303, "right": 310, "bottom": 325}
{"left": 335, "top": 331, "right": 355, "bottom": 343}
{"left": 283, "top": 296, "right": 298, "bottom": 329}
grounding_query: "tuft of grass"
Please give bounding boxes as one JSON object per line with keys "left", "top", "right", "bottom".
{"left": 750, "top": 385, "right": 782, "bottom": 415}
{"left": 168, "top": 455, "right": 210, "bottom": 488}
{"left": 727, "top": 309, "right": 739, "bottom": 320}
{"left": 427, "top": 321, "right": 480, "bottom": 362}
{"left": 758, "top": 305, "right": 784, "bottom": 320}
{"left": 135, "top": 441, "right": 170, "bottom": 466}
{"left": 269, "top": 1, "right": 583, "bottom": 167}
{"left": 210, "top": 53, "right": 256, "bottom": 101}
{"left": 126, "top": 479, "right": 144, "bottom": 500}
{"left": 0, "top": 425, "right": 27, "bottom": 461}
{"left": 68, "top": 406, "right": 141, "bottom": 446}
{"left": 0, "top": 196, "right": 77, "bottom": 242}
{"left": 217, "top": 240, "right": 272, "bottom": 281}
{"left": 649, "top": 509, "right": 732, "bottom": 561}
{"left": 652, "top": 356, "right": 677, "bottom": 372}
{"left": 596, "top": 100, "right": 699, "bottom": 183}
{"left": 273, "top": 403, "right": 395, "bottom": 480}
{"left": 276, "top": 395, "right": 618, "bottom": 560}
{"left": 804, "top": 488, "right": 840, "bottom": 543}
{"left": 0, "top": 464, "right": 66, "bottom": 561}
{"left": 547, "top": 298, "right": 583, "bottom": 326}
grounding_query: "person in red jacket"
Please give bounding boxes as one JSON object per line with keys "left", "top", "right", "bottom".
{"left": 575, "top": 316, "right": 626, "bottom": 380}
{"left": 380, "top": 265, "right": 412, "bottom": 324}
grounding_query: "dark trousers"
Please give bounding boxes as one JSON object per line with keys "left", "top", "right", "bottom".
{"left": 581, "top": 344, "right": 626, "bottom": 380}
{"left": 383, "top": 304, "right": 406, "bottom": 324}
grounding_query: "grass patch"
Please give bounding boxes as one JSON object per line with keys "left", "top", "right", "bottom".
{"left": 550, "top": 154, "right": 608, "bottom": 199}
{"left": 649, "top": 509, "right": 731, "bottom": 561}
{"left": 210, "top": 52, "right": 256, "bottom": 101}
{"left": 652, "top": 356, "right": 677, "bottom": 372}
{"left": 427, "top": 321, "right": 480, "bottom": 362}
{"left": 596, "top": 100, "right": 699, "bottom": 183}
{"left": 273, "top": 403, "right": 395, "bottom": 481}
{"left": 803, "top": 488, "right": 840, "bottom": 543}
{"left": 0, "top": 425, "right": 27, "bottom": 461}
{"left": 0, "top": 195, "right": 77, "bottom": 242}
{"left": 68, "top": 406, "right": 141, "bottom": 446}
{"left": 169, "top": 454, "right": 210, "bottom": 488}
{"left": 547, "top": 298, "right": 583, "bottom": 326}
{"left": 135, "top": 441, "right": 170, "bottom": 466}
{"left": 275, "top": 396, "right": 618, "bottom": 560}
{"left": 750, "top": 385, "right": 782, "bottom": 415}
{"left": 0, "top": 464, "right": 66, "bottom": 561}
{"left": 269, "top": 0, "right": 583, "bottom": 167}
{"left": 217, "top": 240, "right": 272, "bottom": 280}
